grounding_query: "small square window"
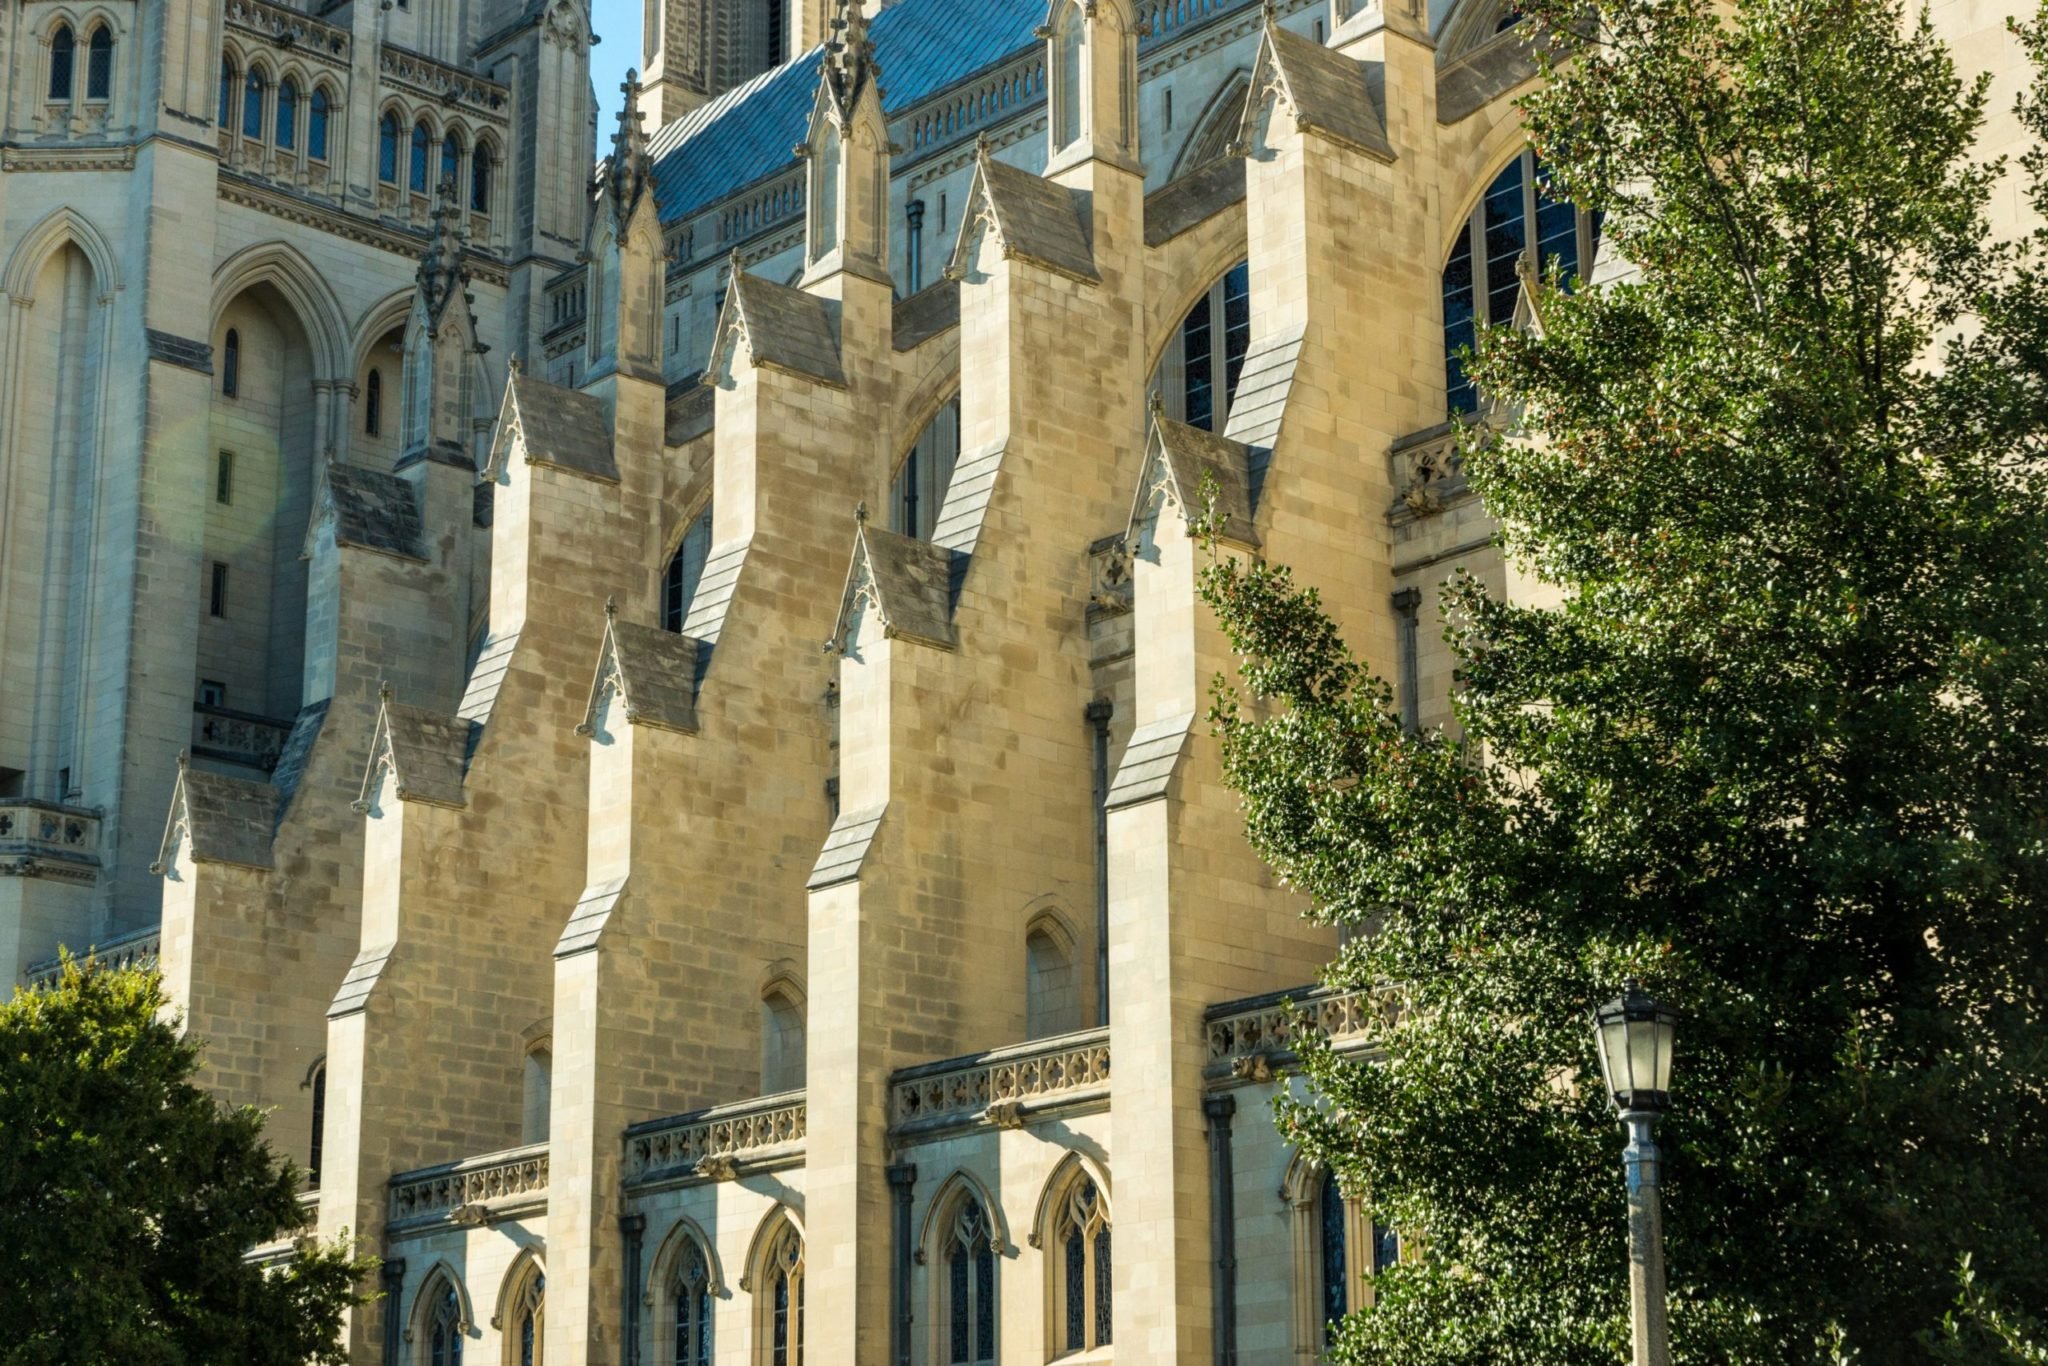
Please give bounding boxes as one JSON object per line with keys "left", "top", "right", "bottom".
{"left": 209, "top": 561, "right": 229, "bottom": 617}
{"left": 198, "top": 680, "right": 227, "bottom": 708}
{"left": 215, "top": 450, "right": 234, "bottom": 505}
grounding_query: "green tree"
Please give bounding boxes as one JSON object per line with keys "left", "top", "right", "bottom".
{"left": 1199, "top": 0, "right": 2048, "bottom": 1359}
{"left": 0, "top": 960, "right": 371, "bottom": 1364}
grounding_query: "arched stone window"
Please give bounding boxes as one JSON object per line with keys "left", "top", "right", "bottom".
{"left": 309, "top": 87, "right": 331, "bottom": 160}
{"left": 1052, "top": 1, "right": 1084, "bottom": 151}
{"left": 379, "top": 110, "right": 401, "bottom": 182}
{"left": 365, "top": 368, "right": 383, "bottom": 435}
{"left": 471, "top": 140, "right": 495, "bottom": 213}
{"left": 671, "top": 1236, "right": 712, "bottom": 1366}
{"left": 48, "top": 25, "right": 74, "bottom": 101}
{"left": 887, "top": 395, "right": 959, "bottom": 541}
{"left": 521, "top": 1040, "right": 551, "bottom": 1144}
{"left": 761, "top": 982, "right": 806, "bottom": 1094}
{"left": 1154, "top": 260, "right": 1250, "bottom": 433}
{"left": 1284, "top": 1154, "right": 1399, "bottom": 1351}
{"left": 662, "top": 502, "right": 713, "bottom": 633}
{"left": 939, "top": 1195, "right": 996, "bottom": 1364}
{"left": 222, "top": 327, "right": 241, "bottom": 397}
{"left": 1044, "top": 1167, "right": 1110, "bottom": 1356}
{"left": 419, "top": 1274, "right": 466, "bottom": 1366}
{"left": 277, "top": 77, "right": 298, "bottom": 150}
{"left": 410, "top": 120, "right": 432, "bottom": 192}
{"left": 85, "top": 25, "right": 112, "bottom": 101}
{"left": 243, "top": 67, "right": 265, "bottom": 139}
{"left": 1318, "top": 1170, "right": 1348, "bottom": 1339}
{"left": 306, "top": 1058, "right": 326, "bottom": 1189}
{"left": 507, "top": 1264, "right": 544, "bottom": 1366}
{"left": 219, "top": 56, "right": 235, "bottom": 125}
{"left": 1441, "top": 149, "right": 1599, "bottom": 414}
{"left": 1025, "top": 916, "right": 1080, "bottom": 1039}
{"left": 441, "top": 130, "right": 463, "bottom": 193}
{"left": 750, "top": 1215, "right": 804, "bottom": 1366}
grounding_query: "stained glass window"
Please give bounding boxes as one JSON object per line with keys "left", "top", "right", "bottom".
{"left": 426, "top": 1281, "right": 464, "bottom": 1366}
{"left": 243, "top": 68, "right": 264, "bottom": 139}
{"left": 675, "top": 1240, "right": 711, "bottom": 1366}
{"left": 218, "top": 57, "right": 234, "bottom": 125}
{"left": 944, "top": 1198, "right": 995, "bottom": 1364}
{"left": 516, "top": 1272, "right": 542, "bottom": 1366}
{"left": 310, "top": 88, "right": 330, "bottom": 159}
{"left": 410, "top": 121, "right": 430, "bottom": 192}
{"left": 1171, "top": 260, "right": 1252, "bottom": 433}
{"left": 1054, "top": 2, "right": 1083, "bottom": 150}
{"left": 48, "top": 25, "right": 73, "bottom": 101}
{"left": 1320, "top": 1172, "right": 1348, "bottom": 1338}
{"left": 471, "top": 145, "right": 493, "bottom": 212}
{"left": 85, "top": 26, "right": 111, "bottom": 100}
{"left": 1054, "top": 1173, "right": 1110, "bottom": 1355}
{"left": 277, "top": 78, "right": 297, "bottom": 149}
{"left": 1373, "top": 1221, "right": 1400, "bottom": 1276}
{"left": 379, "top": 111, "right": 399, "bottom": 183}
{"left": 765, "top": 1224, "right": 803, "bottom": 1366}
{"left": 441, "top": 132, "right": 461, "bottom": 195}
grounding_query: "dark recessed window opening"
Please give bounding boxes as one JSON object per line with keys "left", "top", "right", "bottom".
{"left": 209, "top": 561, "right": 229, "bottom": 617}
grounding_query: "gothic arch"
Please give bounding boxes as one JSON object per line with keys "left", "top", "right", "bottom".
{"left": 488, "top": 1245, "right": 547, "bottom": 1329}
{"left": 1439, "top": 122, "right": 1537, "bottom": 260}
{"left": 353, "top": 286, "right": 416, "bottom": 374}
{"left": 915, "top": 1168, "right": 1012, "bottom": 1261}
{"left": 887, "top": 347, "right": 963, "bottom": 454}
{"left": 1026, "top": 1149, "right": 1111, "bottom": 1249}
{"left": 738, "top": 1203, "right": 805, "bottom": 1294}
{"left": 211, "top": 241, "right": 347, "bottom": 380}
{"left": 1168, "top": 69, "right": 1250, "bottom": 180}
{"left": 3, "top": 205, "right": 119, "bottom": 302}
{"left": 409, "top": 1260, "right": 476, "bottom": 1338}
{"left": 649, "top": 1213, "right": 728, "bottom": 1300}
{"left": 1144, "top": 242, "right": 1250, "bottom": 380}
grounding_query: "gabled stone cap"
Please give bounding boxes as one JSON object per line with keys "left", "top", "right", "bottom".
{"left": 304, "top": 461, "right": 428, "bottom": 562}
{"left": 1127, "top": 410, "right": 1263, "bottom": 549}
{"left": 711, "top": 266, "right": 849, "bottom": 388}
{"left": 1240, "top": 20, "right": 1395, "bottom": 163}
{"left": 356, "top": 689, "right": 474, "bottom": 811}
{"left": 1106, "top": 712, "right": 1196, "bottom": 810}
{"left": 483, "top": 367, "right": 620, "bottom": 483}
{"left": 153, "top": 755, "right": 278, "bottom": 874}
{"left": 578, "top": 607, "right": 703, "bottom": 736}
{"left": 808, "top": 802, "right": 886, "bottom": 890}
{"left": 832, "top": 520, "right": 961, "bottom": 652}
{"left": 946, "top": 141, "right": 1100, "bottom": 284}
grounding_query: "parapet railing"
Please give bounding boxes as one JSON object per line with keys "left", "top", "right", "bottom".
{"left": 22, "top": 922, "right": 156, "bottom": 988}
{"left": 388, "top": 1142, "right": 549, "bottom": 1227}
{"left": 1203, "top": 983, "right": 1396, "bottom": 1082}
{"left": 890, "top": 1026, "right": 1111, "bottom": 1136}
{"left": 622, "top": 1090, "right": 807, "bottom": 1187}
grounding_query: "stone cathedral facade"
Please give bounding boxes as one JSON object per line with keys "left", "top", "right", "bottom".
{"left": 1, "top": 0, "right": 2030, "bottom": 1360}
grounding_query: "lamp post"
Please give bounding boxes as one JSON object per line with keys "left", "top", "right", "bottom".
{"left": 1594, "top": 981, "right": 1678, "bottom": 1366}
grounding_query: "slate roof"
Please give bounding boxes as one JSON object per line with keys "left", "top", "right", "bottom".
{"left": 893, "top": 279, "right": 960, "bottom": 351}
{"left": 156, "top": 762, "right": 279, "bottom": 872}
{"left": 362, "top": 697, "right": 474, "bottom": 809}
{"left": 646, "top": 0, "right": 1047, "bottom": 227}
{"left": 951, "top": 148, "right": 1099, "bottom": 283}
{"left": 581, "top": 615, "right": 703, "bottom": 735}
{"left": 835, "top": 523, "right": 961, "bottom": 651}
{"left": 1252, "top": 21, "right": 1394, "bottom": 161}
{"left": 1144, "top": 157, "right": 1247, "bottom": 247}
{"left": 718, "top": 270, "right": 848, "bottom": 386}
{"left": 1106, "top": 712, "right": 1196, "bottom": 809}
{"left": 1137, "top": 413, "right": 1263, "bottom": 548}
{"left": 496, "top": 370, "right": 619, "bottom": 481}
{"left": 313, "top": 462, "right": 428, "bottom": 561}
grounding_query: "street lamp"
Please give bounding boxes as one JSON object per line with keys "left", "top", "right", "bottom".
{"left": 1594, "top": 981, "right": 1678, "bottom": 1366}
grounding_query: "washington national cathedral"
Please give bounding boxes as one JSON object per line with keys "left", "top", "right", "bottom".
{"left": 0, "top": 0, "right": 2031, "bottom": 1358}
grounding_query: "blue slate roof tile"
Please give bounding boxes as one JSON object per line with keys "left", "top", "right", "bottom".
{"left": 647, "top": 0, "right": 1046, "bottom": 226}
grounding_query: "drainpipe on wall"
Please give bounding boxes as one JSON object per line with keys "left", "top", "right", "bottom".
{"left": 1205, "top": 1095, "right": 1239, "bottom": 1365}
{"left": 1392, "top": 588, "right": 1423, "bottom": 733}
{"left": 620, "top": 1213, "right": 646, "bottom": 1366}
{"left": 1086, "top": 697, "right": 1114, "bottom": 1026}
{"left": 889, "top": 1162, "right": 918, "bottom": 1366}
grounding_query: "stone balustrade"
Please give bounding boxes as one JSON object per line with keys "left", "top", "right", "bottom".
{"left": 0, "top": 799, "right": 99, "bottom": 861}
{"left": 23, "top": 923, "right": 157, "bottom": 987}
{"left": 388, "top": 1143, "right": 549, "bottom": 1227}
{"left": 1203, "top": 984, "right": 1395, "bottom": 1082}
{"left": 223, "top": 0, "right": 349, "bottom": 58}
{"left": 622, "top": 1091, "right": 806, "bottom": 1188}
{"left": 191, "top": 704, "right": 293, "bottom": 774}
{"left": 890, "top": 1027, "right": 1111, "bottom": 1136}
{"left": 379, "top": 47, "right": 508, "bottom": 116}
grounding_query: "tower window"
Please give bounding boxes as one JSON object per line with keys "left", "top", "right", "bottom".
{"left": 242, "top": 68, "right": 265, "bottom": 139}
{"left": 48, "top": 25, "right": 74, "bottom": 101}
{"left": 766, "top": 0, "right": 786, "bottom": 68}
{"left": 309, "top": 87, "right": 330, "bottom": 160}
{"left": 216, "top": 450, "right": 235, "bottom": 505}
{"left": 306, "top": 1062, "right": 326, "bottom": 1189}
{"left": 409, "top": 121, "right": 430, "bottom": 193}
{"left": 85, "top": 26, "right": 111, "bottom": 101}
{"left": 277, "top": 77, "right": 297, "bottom": 149}
{"left": 365, "top": 369, "right": 383, "bottom": 436}
{"left": 471, "top": 143, "right": 493, "bottom": 212}
{"left": 222, "top": 328, "right": 240, "bottom": 396}
{"left": 378, "top": 110, "right": 399, "bottom": 183}
{"left": 209, "top": 562, "right": 229, "bottom": 618}
{"left": 198, "top": 679, "right": 227, "bottom": 708}
{"left": 440, "top": 130, "right": 461, "bottom": 193}
{"left": 663, "top": 502, "right": 713, "bottom": 633}
{"left": 218, "top": 57, "right": 234, "bottom": 125}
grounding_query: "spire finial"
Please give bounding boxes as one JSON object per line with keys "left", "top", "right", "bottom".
{"left": 608, "top": 69, "right": 654, "bottom": 222}
{"left": 855, "top": 499, "right": 869, "bottom": 524}
{"left": 1149, "top": 388, "right": 1165, "bottom": 417}
{"left": 379, "top": 678, "right": 394, "bottom": 704}
{"left": 176, "top": 748, "right": 190, "bottom": 771}
{"left": 604, "top": 594, "right": 618, "bottom": 621}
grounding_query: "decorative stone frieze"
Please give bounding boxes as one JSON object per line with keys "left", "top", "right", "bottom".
{"left": 1202, "top": 984, "right": 1400, "bottom": 1083}
{"left": 621, "top": 1092, "right": 808, "bottom": 1188}
{"left": 889, "top": 1028, "right": 1113, "bottom": 1136}
{"left": 387, "top": 1144, "right": 550, "bottom": 1228}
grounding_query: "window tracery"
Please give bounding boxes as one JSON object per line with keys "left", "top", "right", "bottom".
{"left": 380, "top": 111, "right": 401, "bottom": 183}
{"left": 672, "top": 1238, "right": 712, "bottom": 1366}
{"left": 277, "top": 78, "right": 298, "bottom": 150}
{"left": 942, "top": 1196, "right": 996, "bottom": 1365}
{"left": 1048, "top": 1171, "right": 1110, "bottom": 1356}
{"left": 754, "top": 1220, "right": 804, "bottom": 1366}
{"left": 424, "top": 1278, "right": 464, "bottom": 1366}
{"left": 48, "top": 25, "right": 73, "bottom": 101}
{"left": 85, "top": 26, "right": 111, "bottom": 101}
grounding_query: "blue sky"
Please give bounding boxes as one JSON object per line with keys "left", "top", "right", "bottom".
{"left": 589, "top": 0, "right": 641, "bottom": 130}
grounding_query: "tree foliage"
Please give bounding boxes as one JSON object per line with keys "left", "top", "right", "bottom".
{"left": 1199, "top": 0, "right": 2048, "bottom": 1358}
{"left": 0, "top": 961, "right": 371, "bottom": 1364}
